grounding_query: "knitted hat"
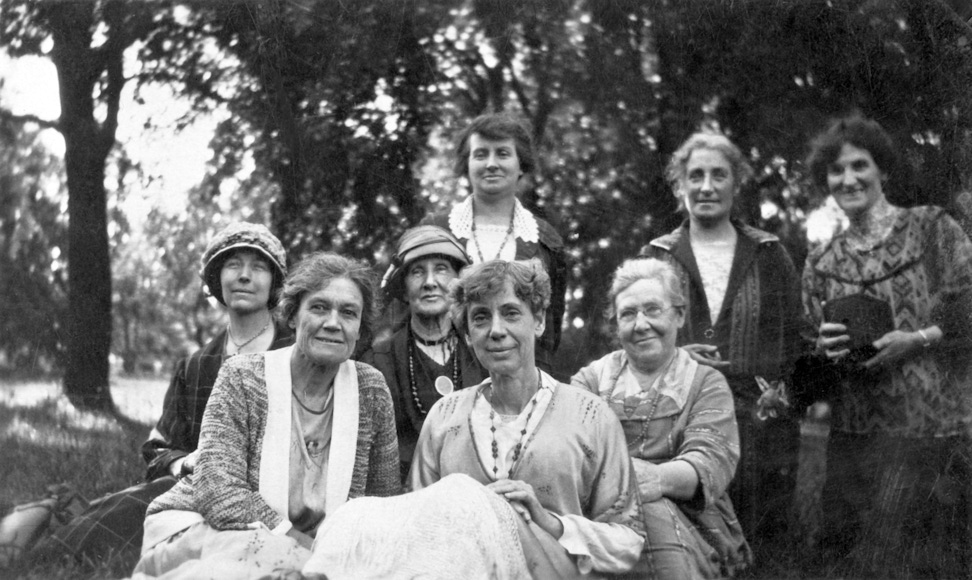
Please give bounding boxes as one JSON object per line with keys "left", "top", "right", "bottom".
{"left": 382, "top": 225, "right": 470, "bottom": 301}
{"left": 200, "top": 222, "right": 287, "bottom": 307}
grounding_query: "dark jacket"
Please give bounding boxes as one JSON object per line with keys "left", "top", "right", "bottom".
{"left": 641, "top": 221, "right": 807, "bottom": 406}
{"left": 361, "top": 325, "right": 486, "bottom": 475}
{"left": 141, "top": 320, "right": 294, "bottom": 480}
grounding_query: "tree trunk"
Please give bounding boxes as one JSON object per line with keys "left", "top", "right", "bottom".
{"left": 48, "top": 3, "right": 116, "bottom": 412}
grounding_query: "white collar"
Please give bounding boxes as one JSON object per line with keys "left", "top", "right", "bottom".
{"left": 448, "top": 197, "right": 540, "bottom": 244}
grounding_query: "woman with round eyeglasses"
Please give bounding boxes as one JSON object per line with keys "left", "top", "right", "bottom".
{"left": 640, "top": 132, "right": 805, "bottom": 556}
{"left": 800, "top": 115, "right": 972, "bottom": 577}
{"left": 573, "top": 257, "right": 750, "bottom": 578}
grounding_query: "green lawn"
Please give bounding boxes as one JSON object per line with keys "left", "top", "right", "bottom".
{"left": 0, "top": 377, "right": 168, "bottom": 579}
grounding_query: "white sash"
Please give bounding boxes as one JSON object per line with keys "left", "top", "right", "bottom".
{"left": 262, "top": 347, "right": 359, "bottom": 521}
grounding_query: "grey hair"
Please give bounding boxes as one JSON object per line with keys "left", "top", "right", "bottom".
{"left": 606, "top": 258, "right": 685, "bottom": 321}
{"left": 666, "top": 131, "right": 754, "bottom": 200}
{"left": 449, "top": 259, "right": 550, "bottom": 337}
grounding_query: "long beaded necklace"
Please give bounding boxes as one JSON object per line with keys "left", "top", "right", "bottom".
{"left": 227, "top": 319, "right": 270, "bottom": 355}
{"left": 470, "top": 202, "right": 516, "bottom": 262}
{"left": 487, "top": 368, "right": 542, "bottom": 479}
{"left": 407, "top": 323, "right": 460, "bottom": 417}
{"left": 611, "top": 358, "right": 663, "bottom": 447}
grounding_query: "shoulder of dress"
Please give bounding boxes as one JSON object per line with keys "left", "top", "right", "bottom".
{"left": 532, "top": 216, "right": 565, "bottom": 250}
{"left": 736, "top": 221, "right": 780, "bottom": 245}
{"left": 647, "top": 228, "right": 681, "bottom": 251}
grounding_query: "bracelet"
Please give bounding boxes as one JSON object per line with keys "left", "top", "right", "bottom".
{"left": 917, "top": 329, "right": 932, "bottom": 348}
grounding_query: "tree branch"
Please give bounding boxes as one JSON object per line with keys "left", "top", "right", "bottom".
{"left": 0, "top": 108, "right": 60, "bottom": 131}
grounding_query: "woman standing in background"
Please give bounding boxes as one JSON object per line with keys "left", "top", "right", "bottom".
{"left": 422, "top": 112, "right": 568, "bottom": 375}
{"left": 641, "top": 132, "right": 806, "bottom": 561}
{"left": 802, "top": 115, "right": 972, "bottom": 578}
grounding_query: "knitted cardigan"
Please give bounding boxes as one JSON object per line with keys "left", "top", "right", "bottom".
{"left": 142, "top": 321, "right": 294, "bottom": 481}
{"left": 146, "top": 353, "right": 401, "bottom": 532}
{"left": 641, "top": 221, "right": 806, "bottom": 405}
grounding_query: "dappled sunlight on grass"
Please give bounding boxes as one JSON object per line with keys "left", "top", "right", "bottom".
{"left": 0, "top": 380, "right": 166, "bottom": 578}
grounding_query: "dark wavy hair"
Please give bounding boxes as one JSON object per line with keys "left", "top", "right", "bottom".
{"left": 806, "top": 115, "right": 898, "bottom": 192}
{"left": 278, "top": 252, "right": 381, "bottom": 349}
{"left": 449, "top": 259, "right": 550, "bottom": 337}
{"left": 452, "top": 112, "right": 536, "bottom": 179}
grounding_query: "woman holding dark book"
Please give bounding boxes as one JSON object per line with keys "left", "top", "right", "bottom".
{"left": 802, "top": 115, "right": 972, "bottom": 578}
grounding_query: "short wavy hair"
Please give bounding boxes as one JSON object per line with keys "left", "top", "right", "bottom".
{"left": 450, "top": 259, "right": 550, "bottom": 337}
{"left": 606, "top": 258, "right": 685, "bottom": 322}
{"left": 806, "top": 114, "right": 898, "bottom": 192}
{"left": 666, "top": 131, "right": 754, "bottom": 199}
{"left": 278, "top": 252, "right": 381, "bottom": 348}
{"left": 453, "top": 112, "right": 536, "bottom": 179}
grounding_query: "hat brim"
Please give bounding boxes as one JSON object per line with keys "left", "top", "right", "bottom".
{"left": 202, "top": 242, "right": 286, "bottom": 305}
{"left": 383, "top": 246, "right": 468, "bottom": 301}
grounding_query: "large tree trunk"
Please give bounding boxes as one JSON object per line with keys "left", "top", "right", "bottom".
{"left": 48, "top": 3, "right": 119, "bottom": 412}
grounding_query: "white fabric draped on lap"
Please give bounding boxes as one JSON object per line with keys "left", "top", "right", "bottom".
{"left": 302, "top": 473, "right": 531, "bottom": 580}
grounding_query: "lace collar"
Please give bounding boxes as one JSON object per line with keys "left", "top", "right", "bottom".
{"left": 448, "top": 197, "right": 540, "bottom": 244}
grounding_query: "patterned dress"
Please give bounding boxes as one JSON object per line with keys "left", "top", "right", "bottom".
{"left": 801, "top": 205, "right": 972, "bottom": 577}
{"left": 642, "top": 221, "right": 806, "bottom": 544}
{"left": 573, "top": 348, "right": 752, "bottom": 578}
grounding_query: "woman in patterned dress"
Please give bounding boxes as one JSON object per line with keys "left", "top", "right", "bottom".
{"left": 572, "top": 257, "right": 751, "bottom": 578}
{"left": 802, "top": 115, "right": 972, "bottom": 578}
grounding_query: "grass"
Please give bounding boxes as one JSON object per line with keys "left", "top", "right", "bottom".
{"left": 0, "top": 377, "right": 167, "bottom": 580}
{"left": 0, "top": 377, "right": 835, "bottom": 579}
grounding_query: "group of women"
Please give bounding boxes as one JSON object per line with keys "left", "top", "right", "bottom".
{"left": 131, "top": 112, "right": 972, "bottom": 579}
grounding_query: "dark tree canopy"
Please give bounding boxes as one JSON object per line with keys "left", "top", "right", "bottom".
{"left": 2, "top": 0, "right": 971, "bottom": 397}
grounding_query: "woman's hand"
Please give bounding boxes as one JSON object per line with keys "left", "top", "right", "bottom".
{"left": 631, "top": 458, "right": 663, "bottom": 502}
{"left": 486, "top": 479, "right": 564, "bottom": 539}
{"left": 862, "top": 329, "right": 927, "bottom": 370}
{"left": 168, "top": 450, "right": 199, "bottom": 478}
{"left": 815, "top": 322, "right": 850, "bottom": 360}
{"left": 682, "top": 344, "right": 730, "bottom": 369}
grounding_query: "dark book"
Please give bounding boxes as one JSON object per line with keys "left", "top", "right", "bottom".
{"left": 823, "top": 294, "right": 895, "bottom": 363}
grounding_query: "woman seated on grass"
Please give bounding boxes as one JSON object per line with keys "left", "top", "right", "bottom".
{"left": 131, "top": 252, "right": 400, "bottom": 579}
{"left": 300, "top": 260, "right": 644, "bottom": 579}
{"left": 572, "top": 258, "right": 750, "bottom": 578}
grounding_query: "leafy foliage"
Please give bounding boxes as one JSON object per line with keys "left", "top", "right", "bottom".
{"left": 3, "top": 0, "right": 972, "bottom": 389}
{"left": 0, "top": 121, "right": 67, "bottom": 376}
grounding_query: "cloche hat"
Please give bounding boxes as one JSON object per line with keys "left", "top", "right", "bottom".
{"left": 382, "top": 225, "right": 470, "bottom": 301}
{"left": 201, "top": 222, "right": 287, "bottom": 308}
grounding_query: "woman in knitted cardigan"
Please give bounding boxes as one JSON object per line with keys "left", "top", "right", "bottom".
{"left": 132, "top": 252, "right": 400, "bottom": 580}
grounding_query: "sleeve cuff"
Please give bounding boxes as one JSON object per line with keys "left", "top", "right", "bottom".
{"left": 269, "top": 519, "right": 292, "bottom": 536}
{"left": 553, "top": 513, "right": 594, "bottom": 574}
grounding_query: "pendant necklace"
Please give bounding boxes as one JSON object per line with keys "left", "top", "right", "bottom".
{"left": 227, "top": 319, "right": 270, "bottom": 355}
{"left": 407, "top": 323, "right": 460, "bottom": 417}
{"left": 470, "top": 202, "right": 515, "bottom": 262}
{"left": 487, "top": 368, "right": 542, "bottom": 479}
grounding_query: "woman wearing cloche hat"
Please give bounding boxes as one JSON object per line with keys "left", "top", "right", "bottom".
{"left": 363, "top": 225, "right": 487, "bottom": 480}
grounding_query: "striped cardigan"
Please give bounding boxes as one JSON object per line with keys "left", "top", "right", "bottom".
{"left": 146, "top": 353, "right": 400, "bottom": 532}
